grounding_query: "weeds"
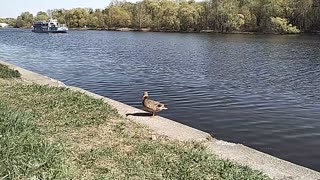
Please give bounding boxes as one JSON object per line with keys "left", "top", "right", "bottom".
{"left": 0, "top": 63, "right": 20, "bottom": 78}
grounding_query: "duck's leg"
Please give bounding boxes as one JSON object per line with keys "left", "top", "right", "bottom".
{"left": 152, "top": 112, "right": 156, "bottom": 117}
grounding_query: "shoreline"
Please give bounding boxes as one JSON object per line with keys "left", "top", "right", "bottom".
{"left": 68, "top": 27, "right": 320, "bottom": 35}
{"left": 1, "top": 60, "right": 320, "bottom": 179}
{"left": 5, "top": 27, "right": 320, "bottom": 35}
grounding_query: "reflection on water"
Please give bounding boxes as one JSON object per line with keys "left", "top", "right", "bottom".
{"left": 1, "top": 28, "right": 320, "bottom": 171}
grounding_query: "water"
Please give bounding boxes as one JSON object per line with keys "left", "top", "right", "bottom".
{"left": 1, "top": 28, "right": 320, "bottom": 171}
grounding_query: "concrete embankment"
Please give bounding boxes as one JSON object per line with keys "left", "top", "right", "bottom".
{"left": 1, "top": 60, "right": 319, "bottom": 180}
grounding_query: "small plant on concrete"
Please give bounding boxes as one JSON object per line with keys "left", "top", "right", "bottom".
{"left": 0, "top": 63, "right": 21, "bottom": 78}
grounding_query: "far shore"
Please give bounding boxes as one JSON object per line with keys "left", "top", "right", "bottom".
{"left": 68, "top": 27, "right": 320, "bottom": 35}
{"left": 4, "top": 26, "right": 320, "bottom": 35}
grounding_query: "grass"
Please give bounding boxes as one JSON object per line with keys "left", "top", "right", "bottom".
{"left": 0, "top": 78, "right": 271, "bottom": 180}
{"left": 0, "top": 102, "right": 69, "bottom": 179}
{"left": 0, "top": 63, "right": 21, "bottom": 78}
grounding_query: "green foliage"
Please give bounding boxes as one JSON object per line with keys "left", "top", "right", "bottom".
{"left": 160, "top": 0, "right": 180, "bottom": 31}
{"left": 34, "top": 11, "right": 49, "bottom": 21}
{"left": 65, "top": 8, "right": 90, "bottom": 28}
{"left": 51, "top": 9, "right": 67, "bottom": 24}
{"left": 107, "top": 6, "right": 132, "bottom": 28}
{"left": 5, "top": 0, "right": 320, "bottom": 32}
{"left": 179, "top": 1, "right": 201, "bottom": 31}
{"left": 0, "top": 18, "right": 16, "bottom": 27}
{"left": 270, "top": 17, "right": 300, "bottom": 34}
{"left": 0, "top": 64, "right": 21, "bottom": 78}
{"left": 15, "top": 12, "right": 33, "bottom": 28}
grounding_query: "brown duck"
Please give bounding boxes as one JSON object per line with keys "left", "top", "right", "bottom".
{"left": 142, "top": 92, "right": 167, "bottom": 117}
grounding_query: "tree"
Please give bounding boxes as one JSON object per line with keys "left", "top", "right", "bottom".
{"left": 291, "top": 0, "right": 313, "bottom": 31}
{"left": 178, "top": 1, "right": 200, "bottom": 31}
{"left": 0, "top": 18, "right": 16, "bottom": 27}
{"left": 34, "top": 11, "right": 49, "bottom": 21}
{"left": 51, "top": 9, "right": 67, "bottom": 24}
{"left": 133, "top": 0, "right": 154, "bottom": 29}
{"left": 160, "top": 0, "right": 180, "bottom": 31}
{"left": 6, "top": 0, "right": 320, "bottom": 33}
{"left": 65, "top": 8, "right": 89, "bottom": 28}
{"left": 209, "top": 0, "right": 244, "bottom": 32}
{"left": 107, "top": 6, "right": 131, "bottom": 28}
{"left": 15, "top": 12, "right": 33, "bottom": 28}
{"left": 144, "top": 0, "right": 163, "bottom": 30}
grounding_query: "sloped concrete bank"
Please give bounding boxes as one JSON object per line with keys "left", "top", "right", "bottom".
{"left": 1, "top": 60, "right": 319, "bottom": 180}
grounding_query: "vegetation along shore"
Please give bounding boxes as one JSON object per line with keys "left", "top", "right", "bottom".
{"left": 0, "top": 63, "right": 270, "bottom": 179}
{"left": 1, "top": 0, "right": 320, "bottom": 34}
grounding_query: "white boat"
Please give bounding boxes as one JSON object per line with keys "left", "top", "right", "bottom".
{"left": 32, "top": 19, "right": 68, "bottom": 33}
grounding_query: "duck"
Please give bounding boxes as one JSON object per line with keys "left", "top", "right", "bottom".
{"left": 142, "top": 92, "right": 167, "bottom": 117}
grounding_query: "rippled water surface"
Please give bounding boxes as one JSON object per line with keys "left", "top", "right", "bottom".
{"left": 1, "top": 28, "right": 320, "bottom": 171}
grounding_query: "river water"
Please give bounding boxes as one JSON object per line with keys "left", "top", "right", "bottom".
{"left": 1, "top": 28, "right": 320, "bottom": 171}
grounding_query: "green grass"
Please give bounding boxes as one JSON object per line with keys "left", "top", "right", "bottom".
{"left": 0, "top": 63, "right": 21, "bottom": 78}
{"left": 0, "top": 80, "right": 271, "bottom": 180}
{"left": 0, "top": 102, "right": 69, "bottom": 179}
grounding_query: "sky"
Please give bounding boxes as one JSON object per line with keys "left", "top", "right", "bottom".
{"left": 0, "top": 0, "right": 127, "bottom": 18}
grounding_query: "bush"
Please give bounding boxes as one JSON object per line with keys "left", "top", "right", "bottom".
{"left": 270, "top": 17, "right": 300, "bottom": 34}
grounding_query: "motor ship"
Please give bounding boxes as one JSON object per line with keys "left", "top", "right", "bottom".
{"left": 32, "top": 19, "right": 68, "bottom": 33}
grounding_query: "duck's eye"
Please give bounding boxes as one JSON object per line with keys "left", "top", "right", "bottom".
{"left": 157, "top": 104, "right": 162, "bottom": 107}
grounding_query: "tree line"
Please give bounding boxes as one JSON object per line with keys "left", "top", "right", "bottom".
{"left": 1, "top": 0, "right": 320, "bottom": 34}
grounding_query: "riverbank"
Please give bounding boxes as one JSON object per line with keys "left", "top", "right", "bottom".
{"left": 68, "top": 28, "right": 320, "bottom": 35}
{"left": 0, "top": 62, "right": 269, "bottom": 179}
{"left": 1, "top": 60, "right": 320, "bottom": 179}
{"left": 6, "top": 27, "right": 320, "bottom": 35}
{"left": 69, "top": 27, "right": 282, "bottom": 34}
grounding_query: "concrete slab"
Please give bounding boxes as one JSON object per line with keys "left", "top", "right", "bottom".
{"left": 2, "top": 60, "right": 320, "bottom": 180}
{"left": 206, "top": 140, "right": 320, "bottom": 180}
{"left": 0, "top": 60, "right": 65, "bottom": 87}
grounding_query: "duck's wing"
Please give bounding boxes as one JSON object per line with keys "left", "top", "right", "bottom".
{"left": 144, "top": 99, "right": 167, "bottom": 112}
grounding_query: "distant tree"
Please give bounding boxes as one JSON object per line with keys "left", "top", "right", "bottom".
{"left": 160, "top": 0, "right": 180, "bottom": 31}
{"left": 65, "top": 8, "right": 89, "bottom": 28}
{"left": 107, "top": 6, "right": 131, "bottom": 28}
{"left": 15, "top": 12, "right": 33, "bottom": 28}
{"left": 144, "top": 0, "right": 163, "bottom": 30}
{"left": 0, "top": 18, "right": 16, "bottom": 26}
{"left": 135, "top": 1, "right": 152, "bottom": 29}
{"left": 209, "top": 0, "right": 244, "bottom": 32}
{"left": 51, "top": 9, "right": 67, "bottom": 24}
{"left": 291, "top": 0, "right": 313, "bottom": 31}
{"left": 34, "top": 11, "right": 49, "bottom": 21}
{"left": 178, "top": 1, "right": 201, "bottom": 31}
{"left": 7, "top": 0, "right": 320, "bottom": 33}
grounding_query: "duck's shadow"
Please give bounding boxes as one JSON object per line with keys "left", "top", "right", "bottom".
{"left": 126, "top": 112, "right": 152, "bottom": 117}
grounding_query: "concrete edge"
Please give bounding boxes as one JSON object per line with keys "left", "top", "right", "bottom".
{"left": 68, "top": 86, "right": 212, "bottom": 142}
{"left": 1, "top": 60, "right": 320, "bottom": 180}
{"left": 0, "top": 60, "right": 65, "bottom": 87}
